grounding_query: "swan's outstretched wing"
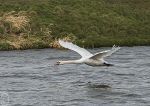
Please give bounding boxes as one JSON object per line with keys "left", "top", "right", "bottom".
{"left": 59, "top": 40, "right": 93, "bottom": 58}
{"left": 90, "top": 45, "right": 120, "bottom": 60}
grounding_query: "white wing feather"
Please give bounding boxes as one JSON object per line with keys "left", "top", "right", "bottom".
{"left": 59, "top": 40, "right": 93, "bottom": 58}
{"left": 90, "top": 45, "right": 120, "bottom": 60}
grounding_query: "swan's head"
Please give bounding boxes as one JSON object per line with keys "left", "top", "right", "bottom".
{"left": 56, "top": 61, "right": 61, "bottom": 65}
{"left": 56, "top": 61, "right": 64, "bottom": 65}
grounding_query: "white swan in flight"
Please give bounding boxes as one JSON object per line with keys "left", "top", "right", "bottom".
{"left": 57, "top": 40, "right": 120, "bottom": 66}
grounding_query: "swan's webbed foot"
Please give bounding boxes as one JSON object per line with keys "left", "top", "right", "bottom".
{"left": 104, "top": 62, "right": 114, "bottom": 67}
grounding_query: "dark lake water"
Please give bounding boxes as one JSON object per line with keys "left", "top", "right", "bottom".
{"left": 0, "top": 47, "right": 150, "bottom": 106}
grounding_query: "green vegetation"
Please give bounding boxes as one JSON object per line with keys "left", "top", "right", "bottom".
{"left": 0, "top": 0, "right": 150, "bottom": 50}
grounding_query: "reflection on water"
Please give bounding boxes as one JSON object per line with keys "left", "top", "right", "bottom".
{"left": 0, "top": 47, "right": 150, "bottom": 106}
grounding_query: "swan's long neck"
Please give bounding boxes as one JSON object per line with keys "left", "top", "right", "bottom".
{"left": 58, "top": 60, "right": 80, "bottom": 65}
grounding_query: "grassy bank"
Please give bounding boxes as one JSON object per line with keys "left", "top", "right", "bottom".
{"left": 0, "top": 0, "right": 150, "bottom": 50}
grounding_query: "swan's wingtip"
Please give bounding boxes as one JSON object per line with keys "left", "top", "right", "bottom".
{"left": 58, "top": 39, "right": 68, "bottom": 43}
{"left": 113, "top": 44, "right": 116, "bottom": 47}
{"left": 112, "top": 44, "right": 121, "bottom": 49}
{"left": 58, "top": 39, "right": 62, "bottom": 43}
{"left": 58, "top": 39, "right": 65, "bottom": 45}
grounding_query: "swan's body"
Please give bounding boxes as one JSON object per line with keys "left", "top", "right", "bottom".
{"left": 57, "top": 40, "right": 120, "bottom": 66}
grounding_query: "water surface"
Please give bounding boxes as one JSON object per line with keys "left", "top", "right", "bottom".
{"left": 0, "top": 47, "right": 150, "bottom": 106}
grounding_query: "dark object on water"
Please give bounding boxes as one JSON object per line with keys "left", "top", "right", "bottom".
{"left": 87, "top": 82, "right": 111, "bottom": 89}
{"left": 93, "top": 84, "right": 111, "bottom": 88}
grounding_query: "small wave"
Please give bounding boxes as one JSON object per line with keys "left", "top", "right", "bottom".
{"left": 0, "top": 74, "right": 47, "bottom": 81}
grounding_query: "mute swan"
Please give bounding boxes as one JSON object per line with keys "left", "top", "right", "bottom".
{"left": 57, "top": 40, "right": 120, "bottom": 66}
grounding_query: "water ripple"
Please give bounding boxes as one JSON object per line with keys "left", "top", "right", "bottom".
{"left": 0, "top": 47, "right": 150, "bottom": 106}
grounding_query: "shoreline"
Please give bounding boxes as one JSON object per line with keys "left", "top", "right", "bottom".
{"left": 0, "top": 35, "right": 150, "bottom": 51}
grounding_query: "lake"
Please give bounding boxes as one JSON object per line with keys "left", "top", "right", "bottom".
{"left": 0, "top": 47, "right": 150, "bottom": 106}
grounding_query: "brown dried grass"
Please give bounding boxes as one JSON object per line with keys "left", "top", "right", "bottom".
{"left": 6, "top": 36, "right": 32, "bottom": 49}
{"left": 1, "top": 11, "right": 30, "bottom": 33}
